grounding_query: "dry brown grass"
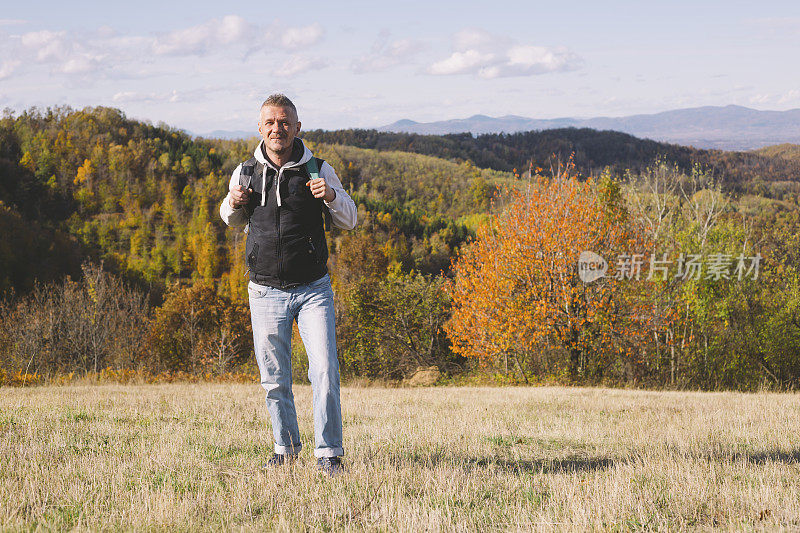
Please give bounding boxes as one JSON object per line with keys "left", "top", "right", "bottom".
{"left": 2, "top": 383, "right": 799, "bottom": 531}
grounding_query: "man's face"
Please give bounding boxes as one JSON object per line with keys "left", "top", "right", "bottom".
{"left": 258, "top": 105, "right": 301, "bottom": 155}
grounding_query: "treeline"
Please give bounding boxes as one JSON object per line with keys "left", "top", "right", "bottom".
{"left": 1, "top": 106, "right": 799, "bottom": 389}
{"left": 306, "top": 142, "right": 509, "bottom": 221}
{"left": 448, "top": 162, "right": 800, "bottom": 389}
{"left": 303, "top": 128, "right": 800, "bottom": 195}
{"left": 0, "top": 106, "right": 493, "bottom": 382}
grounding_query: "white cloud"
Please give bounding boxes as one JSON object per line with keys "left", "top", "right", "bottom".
{"left": 112, "top": 91, "right": 137, "bottom": 102}
{"left": 778, "top": 89, "right": 800, "bottom": 104}
{"left": 18, "top": 29, "right": 117, "bottom": 77}
{"left": 152, "top": 17, "right": 323, "bottom": 57}
{"left": 0, "top": 19, "right": 26, "bottom": 26}
{"left": 112, "top": 90, "right": 181, "bottom": 104}
{"left": 428, "top": 29, "right": 582, "bottom": 79}
{"left": 428, "top": 49, "right": 495, "bottom": 76}
{"left": 0, "top": 60, "right": 20, "bottom": 79}
{"left": 21, "top": 30, "right": 67, "bottom": 62}
{"left": 274, "top": 55, "right": 326, "bottom": 77}
{"left": 748, "top": 90, "right": 800, "bottom": 106}
{"left": 351, "top": 32, "right": 424, "bottom": 73}
{"left": 2, "top": 16, "right": 328, "bottom": 87}
{"left": 151, "top": 28, "right": 206, "bottom": 56}
{"left": 280, "top": 23, "right": 324, "bottom": 49}
{"left": 59, "top": 54, "right": 104, "bottom": 74}
{"left": 498, "top": 45, "right": 580, "bottom": 77}
{"left": 749, "top": 93, "right": 773, "bottom": 105}
{"left": 218, "top": 15, "right": 249, "bottom": 43}
{"left": 152, "top": 15, "right": 251, "bottom": 56}
{"left": 390, "top": 39, "right": 422, "bottom": 57}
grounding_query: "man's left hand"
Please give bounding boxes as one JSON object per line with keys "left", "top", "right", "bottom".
{"left": 307, "top": 178, "right": 336, "bottom": 202}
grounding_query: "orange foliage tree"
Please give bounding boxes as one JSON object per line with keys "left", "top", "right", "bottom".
{"left": 446, "top": 168, "right": 652, "bottom": 382}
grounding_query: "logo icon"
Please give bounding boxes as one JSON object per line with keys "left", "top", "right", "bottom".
{"left": 578, "top": 251, "right": 607, "bottom": 283}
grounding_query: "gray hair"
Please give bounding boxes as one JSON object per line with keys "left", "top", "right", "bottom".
{"left": 260, "top": 93, "right": 298, "bottom": 120}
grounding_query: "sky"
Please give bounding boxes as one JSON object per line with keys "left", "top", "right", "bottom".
{"left": 1, "top": 0, "right": 799, "bottom": 134}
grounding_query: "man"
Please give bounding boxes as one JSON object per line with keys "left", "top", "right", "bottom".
{"left": 219, "top": 94, "right": 357, "bottom": 474}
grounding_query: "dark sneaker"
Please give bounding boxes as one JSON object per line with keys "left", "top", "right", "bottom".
{"left": 261, "top": 453, "right": 297, "bottom": 469}
{"left": 317, "top": 456, "right": 344, "bottom": 476}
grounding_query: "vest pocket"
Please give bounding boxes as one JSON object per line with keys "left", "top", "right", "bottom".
{"left": 307, "top": 237, "right": 320, "bottom": 264}
{"left": 281, "top": 234, "right": 323, "bottom": 278}
{"left": 247, "top": 243, "right": 259, "bottom": 269}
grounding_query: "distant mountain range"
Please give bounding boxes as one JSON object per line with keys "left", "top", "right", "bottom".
{"left": 198, "top": 105, "right": 800, "bottom": 152}
{"left": 377, "top": 105, "right": 800, "bottom": 151}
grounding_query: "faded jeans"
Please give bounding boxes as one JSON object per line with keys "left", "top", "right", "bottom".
{"left": 248, "top": 274, "right": 344, "bottom": 458}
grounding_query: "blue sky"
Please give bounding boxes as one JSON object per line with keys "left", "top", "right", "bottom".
{"left": 1, "top": 0, "right": 798, "bottom": 134}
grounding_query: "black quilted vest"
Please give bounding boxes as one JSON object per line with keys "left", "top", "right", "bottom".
{"left": 239, "top": 141, "right": 328, "bottom": 288}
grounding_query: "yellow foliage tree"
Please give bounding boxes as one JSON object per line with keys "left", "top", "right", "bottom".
{"left": 74, "top": 158, "right": 94, "bottom": 186}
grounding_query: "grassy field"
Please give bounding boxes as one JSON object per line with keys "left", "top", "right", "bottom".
{"left": 2, "top": 383, "right": 799, "bottom": 531}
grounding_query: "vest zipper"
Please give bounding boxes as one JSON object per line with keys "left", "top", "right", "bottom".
{"left": 308, "top": 237, "right": 316, "bottom": 263}
{"left": 276, "top": 168, "right": 283, "bottom": 286}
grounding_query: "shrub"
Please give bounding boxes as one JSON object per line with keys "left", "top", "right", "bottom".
{"left": 146, "top": 283, "right": 252, "bottom": 374}
{"left": 0, "top": 262, "right": 149, "bottom": 376}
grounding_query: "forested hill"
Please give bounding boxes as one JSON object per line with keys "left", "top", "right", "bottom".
{"left": 0, "top": 106, "right": 508, "bottom": 297}
{"left": 302, "top": 128, "right": 800, "bottom": 191}
{"left": 755, "top": 143, "right": 800, "bottom": 162}
{"left": 2, "top": 105, "right": 798, "bottom": 299}
{"left": 3, "top": 105, "right": 800, "bottom": 388}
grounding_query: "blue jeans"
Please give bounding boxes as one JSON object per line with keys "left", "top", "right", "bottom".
{"left": 248, "top": 274, "right": 344, "bottom": 458}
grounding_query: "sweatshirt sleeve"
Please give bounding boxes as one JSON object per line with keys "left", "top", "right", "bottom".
{"left": 219, "top": 163, "right": 249, "bottom": 228}
{"left": 320, "top": 161, "right": 357, "bottom": 230}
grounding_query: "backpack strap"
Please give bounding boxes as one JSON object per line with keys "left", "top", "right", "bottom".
{"left": 305, "top": 157, "right": 333, "bottom": 231}
{"left": 239, "top": 157, "right": 257, "bottom": 190}
{"left": 238, "top": 157, "right": 259, "bottom": 231}
{"left": 305, "top": 156, "right": 320, "bottom": 180}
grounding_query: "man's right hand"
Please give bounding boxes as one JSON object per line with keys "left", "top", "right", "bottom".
{"left": 229, "top": 185, "right": 251, "bottom": 208}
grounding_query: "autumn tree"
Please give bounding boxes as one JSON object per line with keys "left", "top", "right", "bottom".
{"left": 146, "top": 283, "right": 252, "bottom": 374}
{"left": 446, "top": 168, "right": 650, "bottom": 383}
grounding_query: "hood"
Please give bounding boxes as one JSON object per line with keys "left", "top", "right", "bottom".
{"left": 253, "top": 137, "right": 313, "bottom": 169}
{"left": 252, "top": 137, "right": 313, "bottom": 207}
